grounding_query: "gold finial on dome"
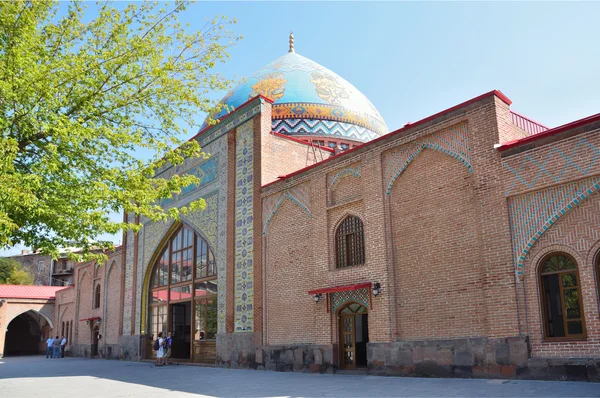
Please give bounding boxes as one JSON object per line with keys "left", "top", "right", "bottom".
{"left": 288, "top": 31, "right": 295, "bottom": 53}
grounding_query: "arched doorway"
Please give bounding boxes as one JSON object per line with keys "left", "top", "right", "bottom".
{"left": 92, "top": 324, "right": 100, "bottom": 357}
{"left": 338, "top": 302, "right": 369, "bottom": 370}
{"left": 4, "top": 311, "right": 50, "bottom": 356}
{"left": 146, "top": 224, "right": 217, "bottom": 363}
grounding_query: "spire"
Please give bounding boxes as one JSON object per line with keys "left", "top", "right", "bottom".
{"left": 288, "top": 31, "right": 295, "bottom": 53}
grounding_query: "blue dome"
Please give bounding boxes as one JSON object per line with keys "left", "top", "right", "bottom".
{"left": 206, "top": 50, "right": 388, "bottom": 143}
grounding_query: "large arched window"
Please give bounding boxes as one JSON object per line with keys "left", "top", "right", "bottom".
{"left": 335, "top": 216, "right": 365, "bottom": 269}
{"left": 148, "top": 225, "right": 217, "bottom": 354}
{"left": 93, "top": 284, "right": 101, "bottom": 309}
{"left": 539, "top": 253, "right": 586, "bottom": 340}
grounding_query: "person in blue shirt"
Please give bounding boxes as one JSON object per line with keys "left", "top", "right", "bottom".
{"left": 46, "top": 336, "right": 54, "bottom": 358}
{"left": 164, "top": 332, "right": 172, "bottom": 365}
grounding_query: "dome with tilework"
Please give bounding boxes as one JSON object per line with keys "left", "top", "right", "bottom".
{"left": 205, "top": 35, "right": 388, "bottom": 145}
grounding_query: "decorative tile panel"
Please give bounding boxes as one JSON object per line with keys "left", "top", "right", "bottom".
{"left": 263, "top": 182, "right": 311, "bottom": 235}
{"left": 331, "top": 288, "right": 370, "bottom": 313}
{"left": 383, "top": 122, "right": 472, "bottom": 195}
{"left": 183, "top": 191, "right": 219, "bottom": 250}
{"left": 155, "top": 100, "right": 262, "bottom": 178}
{"left": 272, "top": 119, "right": 379, "bottom": 142}
{"left": 502, "top": 136, "right": 600, "bottom": 196}
{"left": 508, "top": 175, "right": 600, "bottom": 280}
{"left": 328, "top": 165, "right": 362, "bottom": 190}
{"left": 234, "top": 120, "right": 255, "bottom": 332}
{"left": 141, "top": 219, "right": 173, "bottom": 272}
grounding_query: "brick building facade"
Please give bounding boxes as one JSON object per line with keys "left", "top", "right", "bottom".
{"left": 50, "top": 42, "right": 599, "bottom": 381}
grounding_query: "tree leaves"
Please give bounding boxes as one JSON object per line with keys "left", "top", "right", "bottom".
{"left": 0, "top": 0, "right": 240, "bottom": 262}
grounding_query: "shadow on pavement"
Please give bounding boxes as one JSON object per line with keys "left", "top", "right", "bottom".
{"left": 1, "top": 356, "right": 598, "bottom": 398}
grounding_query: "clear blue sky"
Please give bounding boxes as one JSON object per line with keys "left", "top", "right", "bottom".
{"left": 188, "top": 1, "right": 600, "bottom": 129}
{"left": 3, "top": 2, "right": 599, "bottom": 256}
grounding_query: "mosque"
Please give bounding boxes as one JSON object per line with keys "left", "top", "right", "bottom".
{"left": 45, "top": 34, "right": 600, "bottom": 380}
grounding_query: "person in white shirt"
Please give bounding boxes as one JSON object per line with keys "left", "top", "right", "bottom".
{"left": 46, "top": 336, "right": 54, "bottom": 358}
{"left": 60, "top": 336, "right": 67, "bottom": 358}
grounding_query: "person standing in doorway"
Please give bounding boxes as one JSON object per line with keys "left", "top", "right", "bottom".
{"left": 60, "top": 335, "right": 67, "bottom": 358}
{"left": 155, "top": 332, "right": 165, "bottom": 367}
{"left": 52, "top": 336, "right": 61, "bottom": 359}
{"left": 46, "top": 336, "right": 54, "bottom": 358}
{"left": 164, "top": 332, "right": 172, "bottom": 365}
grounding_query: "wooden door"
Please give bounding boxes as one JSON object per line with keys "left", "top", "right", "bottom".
{"left": 339, "top": 314, "right": 356, "bottom": 369}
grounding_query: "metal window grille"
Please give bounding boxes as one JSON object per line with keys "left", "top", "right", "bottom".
{"left": 335, "top": 216, "right": 365, "bottom": 268}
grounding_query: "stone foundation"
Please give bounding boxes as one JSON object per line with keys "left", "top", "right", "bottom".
{"left": 216, "top": 333, "right": 335, "bottom": 374}
{"left": 367, "top": 337, "right": 600, "bottom": 381}
{"left": 118, "top": 335, "right": 143, "bottom": 361}
{"left": 368, "top": 337, "right": 529, "bottom": 378}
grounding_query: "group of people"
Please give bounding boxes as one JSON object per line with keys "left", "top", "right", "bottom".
{"left": 154, "top": 332, "right": 172, "bottom": 366}
{"left": 46, "top": 335, "right": 67, "bottom": 358}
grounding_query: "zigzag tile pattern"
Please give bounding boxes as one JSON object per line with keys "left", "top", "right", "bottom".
{"left": 508, "top": 175, "right": 600, "bottom": 280}
{"left": 383, "top": 123, "right": 472, "bottom": 195}
{"left": 263, "top": 183, "right": 311, "bottom": 235}
{"left": 272, "top": 119, "right": 378, "bottom": 142}
{"left": 328, "top": 165, "right": 362, "bottom": 190}
{"left": 502, "top": 137, "right": 600, "bottom": 196}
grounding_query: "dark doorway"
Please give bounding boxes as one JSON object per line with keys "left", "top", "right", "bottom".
{"left": 170, "top": 302, "right": 191, "bottom": 359}
{"left": 4, "top": 312, "right": 43, "bottom": 356}
{"left": 339, "top": 303, "right": 369, "bottom": 369}
{"left": 92, "top": 324, "right": 100, "bottom": 357}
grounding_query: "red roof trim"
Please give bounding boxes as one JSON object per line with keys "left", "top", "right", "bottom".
{"left": 510, "top": 110, "right": 549, "bottom": 129}
{"left": 262, "top": 90, "right": 510, "bottom": 189}
{"left": 308, "top": 282, "right": 371, "bottom": 296}
{"left": 498, "top": 112, "right": 600, "bottom": 151}
{"left": 270, "top": 132, "right": 335, "bottom": 153}
{"left": 0, "top": 285, "right": 65, "bottom": 300}
{"left": 188, "top": 95, "right": 273, "bottom": 143}
{"left": 79, "top": 317, "right": 101, "bottom": 322}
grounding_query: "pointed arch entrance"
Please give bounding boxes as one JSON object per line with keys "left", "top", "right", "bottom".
{"left": 338, "top": 302, "right": 369, "bottom": 369}
{"left": 146, "top": 224, "right": 217, "bottom": 363}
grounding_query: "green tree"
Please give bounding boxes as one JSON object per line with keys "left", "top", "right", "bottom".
{"left": 0, "top": 257, "right": 34, "bottom": 285}
{"left": 0, "top": 1, "right": 240, "bottom": 261}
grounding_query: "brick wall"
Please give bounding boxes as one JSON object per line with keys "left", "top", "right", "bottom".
{"left": 520, "top": 193, "right": 600, "bottom": 358}
{"left": 105, "top": 259, "right": 122, "bottom": 345}
{"left": 264, "top": 200, "right": 317, "bottom": 345}
{"left": 390, "top": 149, "right": 486, "bottom": 339}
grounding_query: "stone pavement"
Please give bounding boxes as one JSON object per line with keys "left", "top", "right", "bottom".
{"left": 0, "top": 356, "right": 598, "bottom": 397}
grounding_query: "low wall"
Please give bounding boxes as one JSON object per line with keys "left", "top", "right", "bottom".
{"left": 368, "top": 337, "right": 600, "bottom": 382}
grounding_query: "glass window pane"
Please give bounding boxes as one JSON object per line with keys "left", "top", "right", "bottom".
{"left": 160, "top": 251, "right": 169, "bottom": 286}
{"left": 206, "top": 298, "right": 217, "bottom": 339}
{"left": 194, "top": 281, "right": 218, "bottom": 297}
{"left": 562, "top": 273, "right": 577, "bottom": 288}
{"left": 183, "top": 228, "right": 189, "bottom": 248}
{"left": 567, "top": 321, "right": 583, "bottom": 335}
{"left": 170, "top": 285, "right": 192, "bottom": 301}
{"left": 159, "top": 306, "right": 167, "bottom": 335}
{"left": 171, "top": 252, "right": 181, "bottom": 284}
{"left": 564, "top": 288, "right": 581, "bottom": 319}
{"left": 194, "top": 299, "right": 217, "bottom": 340}
{"left": 151, "top": 290, "right": 167, "bottom": 304}
{"left": 208, "top": 250, "right": 215, "bottom": 277}
{"left": 542, "top": 274, "right": 565, "bottom": 338}
{"left": 182, "top": 248, "right": 193, "bottom": 281}
{"left": 196, "top": 237, "right": 207, "bottom": 279}
{"left": 194, "top": 300, "right": 207, "bottom": 340}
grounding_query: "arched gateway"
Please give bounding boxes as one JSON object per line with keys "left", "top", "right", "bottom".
{"left": 145, "top": 224, "right": 217, "bottom": 363}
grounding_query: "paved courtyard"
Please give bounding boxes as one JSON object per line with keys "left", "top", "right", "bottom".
{"left": 0, "top": 356, "right": 598, "bottom": 397}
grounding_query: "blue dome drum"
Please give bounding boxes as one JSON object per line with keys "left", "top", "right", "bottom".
{"left": 208, "top": 34, "right": 388, "bottom": 146}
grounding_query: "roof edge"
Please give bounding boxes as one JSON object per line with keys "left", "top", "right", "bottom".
{"left": 262, "top": 90, "right": 510, "bottom": 190}
{"left": 270, "top": 132, "right": 335, "bottom": 153}
{"left": 189, "top": 95, "right": 273, "bottom": 143}
{"left": 498, "top": 112, "right": 600, "bottom": 152}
